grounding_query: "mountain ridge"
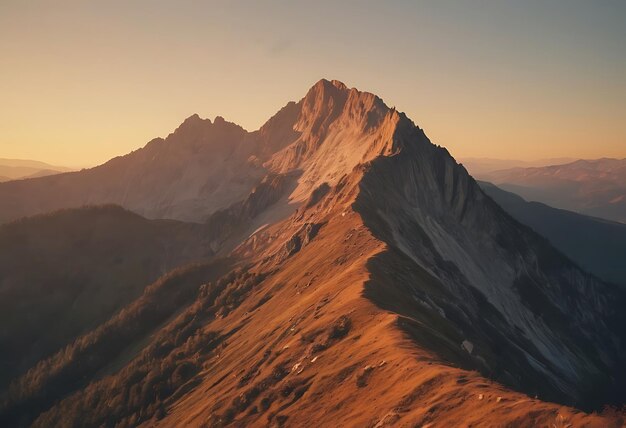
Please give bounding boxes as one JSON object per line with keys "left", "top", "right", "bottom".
{"left": 0, "top": 158, "right": 72, "bottom": 183}
{"left": 476, "top": 157, "right": 626, "bottom": 223}
{"left": 1, "top": 79, "right": 624, "bottom": 427}
{"left": 0, "top": 204, "right": 216, "bottom": 390}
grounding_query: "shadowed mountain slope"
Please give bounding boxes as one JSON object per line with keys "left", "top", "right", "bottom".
{"left": 480, "top": 181, "right": 626, "bottom": 287}
{"left": 0, "top": 205, "right": 215, "bottom": 389}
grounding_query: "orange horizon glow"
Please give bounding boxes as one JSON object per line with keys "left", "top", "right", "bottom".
{"left": 1, "top": 1, "right": 625, "bottom": 167}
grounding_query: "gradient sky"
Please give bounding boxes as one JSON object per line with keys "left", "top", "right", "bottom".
{"left": 1, "top": 0, "right": 625, "bottom": 167}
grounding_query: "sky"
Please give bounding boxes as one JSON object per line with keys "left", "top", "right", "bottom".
{"left": 1, "top": 0, "right": 625, "bottom": 167}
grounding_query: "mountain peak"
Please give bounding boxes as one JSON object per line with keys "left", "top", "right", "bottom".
{"left": 312, "top": 78, "right": 349, "bottom": 92}
{"left": 260, "top": 79, "right": 407, "bottom": 202}
{"left": 330, "top": 79, "right": 348, "bottom": 90}
{"left": 174, "top": 113, "right": 211, "bottom": 133}
{"left": 304, "top": 78, "right": 349, "bottom": 103}
{"left": 297, "top": 79, "right": 392, "bottom": 137}
{"left": 307, "top": 78, "right": 375, "bottom": 102}
{"left": 182, "top": 113, "right": 204, "bottom": 124}
{"left": 172, "top": 114, "right": 247, "bottom": 140}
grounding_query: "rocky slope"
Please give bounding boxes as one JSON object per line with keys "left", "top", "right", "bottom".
{"left": 1, "top": 80, "right": 624, "bottom": 427}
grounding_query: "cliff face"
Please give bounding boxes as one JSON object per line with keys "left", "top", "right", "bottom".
{"left": 269, "top": 79, "right": 626, "bottom": 406}
{"left": 354, "top": 116, "right": 625, "bottom": 407}
{"left": 1, "top": 80, "right": 624, "bottom": 427}
{"left": 265, "top": 79, "right": 401, "bottom": 201}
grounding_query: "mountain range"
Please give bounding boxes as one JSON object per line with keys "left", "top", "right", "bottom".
{"left": 0, "top": 159, "right": 72, "bottom": 183}
{"left": 474, "top": 158, "right": 626, "bottom": 224}
{"left": 0, "top": 115, "right": 288, "bottom": 223}
{"left": 0, "top": 80, "right": 624, "bottom": 427}
{"left": 459, "top": 157, "right": 576, "bottom": 177}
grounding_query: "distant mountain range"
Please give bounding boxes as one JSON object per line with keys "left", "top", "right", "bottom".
{"left": 459, "top": 157, "right": 576, "bottom": 177}
{"left": 470, "top": 158, "right": 626, "bottom": 223}
{"left": 0, "top": 158, "right": 72, "bottom": 182}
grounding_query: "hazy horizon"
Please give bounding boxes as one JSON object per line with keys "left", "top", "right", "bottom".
{"left": 1, "top": 1, "right": 625, "bottom": 166}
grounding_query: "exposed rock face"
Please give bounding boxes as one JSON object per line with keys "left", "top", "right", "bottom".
{"left": 265, "top": 79, "right": 401, "bottom": 201}
{"left": 353, "top": 119, "right": 625, "bottom": 407}
{"left": 204, "top": 172, "right": 298, "bottom": 250}
{"left": 1, "top": 79, "right": 624, "bottom": 427}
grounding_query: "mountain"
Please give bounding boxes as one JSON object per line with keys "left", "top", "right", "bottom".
{"left": 0, "top": 80, "right": 624, "bottom": 427}
{"left": 0, "top": 159, "right": 72, "bottom": 182}
{"left": 0, "top": 205, "right": 215, "bottom": 390}
{"left": 21, "top": 169, "right": 71, "bottom": 179}
{"left": 480, "top": 181, "right": 626, "bottom": 288}
{"left": 0, "top": 117, "right": 275, "bottom": 223}
{"left": 0, "top": 159, "right": 68, "bottom": 169}
{"left": 459, "top": 157, "right": 576, "bottom": 177}
{"left": 475, "top": 158, "right": 626, "bottom": 223}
